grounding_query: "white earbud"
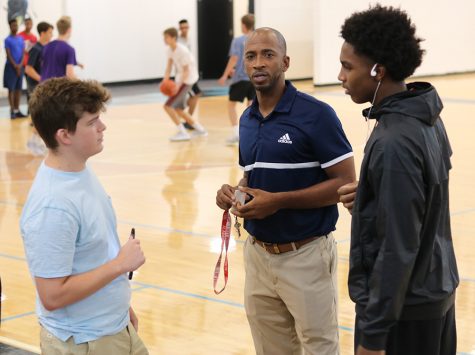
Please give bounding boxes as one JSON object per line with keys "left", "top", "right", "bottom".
{"left": 370, "top": 63, "right": 378, "bottom": 77}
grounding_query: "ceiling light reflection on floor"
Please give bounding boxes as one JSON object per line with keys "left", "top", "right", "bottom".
{"left": 209, "top": 236, "right": 237, "bottom": 254}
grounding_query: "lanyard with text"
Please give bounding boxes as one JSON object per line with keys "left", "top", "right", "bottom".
{"left": 213, "top": 210, "right": 232, "bottom": 294}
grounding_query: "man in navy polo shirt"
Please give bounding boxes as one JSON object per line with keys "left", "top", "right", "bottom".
{"left": 216, "top": 27, "right": 355, "bottom": 354}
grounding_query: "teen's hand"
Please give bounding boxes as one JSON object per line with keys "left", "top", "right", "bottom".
{"left": 337, "top": 181, "right": 358, "bottom": 214}
{"left": 232, "top": 186, "right": 278, "bottom": 219}
{"left": 356, "top": 345, "right": 385, "bottom": 355}
{"left": 216, "top": 184, "right": 236, "bottom": 210}
{"left": 116, "top": 237, "right": 145, "bottom": 273}
{"left": 129, "top": 307, "right": 139, "bottom": 331}
{"left": 218, "top": 75, "right": 227, "bottom": 86}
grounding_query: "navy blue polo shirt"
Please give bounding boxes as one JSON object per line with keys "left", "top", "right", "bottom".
{"left": 239, "top": 81, "right": 353, "bottom": 243}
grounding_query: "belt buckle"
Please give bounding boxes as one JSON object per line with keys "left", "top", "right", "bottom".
{"left": 262, "top": 242, "right": 280, "bottom": 254}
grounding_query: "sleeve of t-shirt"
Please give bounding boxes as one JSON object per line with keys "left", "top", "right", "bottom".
{"left": 4, "top": 38, "right": 11, "bottom": 51}
{"left": 310, "top": 103, "right": 353, "bottom": 169}
{"left": 22, "top": 205, "right": 79, "bottom": 278}
{"left": 229, "top": 38, "right": 239, "bottom": 57}
{"left": 176, "top": 47, "right": 192, "bottom": 67}
{"left": 66, "top": 46, "right": 77, "bottom": 66}
{"left": 27, "top": 46, "right": 40, "bottom": 67}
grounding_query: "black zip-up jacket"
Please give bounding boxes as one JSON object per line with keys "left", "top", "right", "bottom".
{"left": 349, "top": 82, "right": 459, "bottom": 350}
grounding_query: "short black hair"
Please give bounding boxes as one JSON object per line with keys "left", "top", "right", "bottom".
{"left": 178, "top": 19, "right": 188, "bottom": 25}
{"left": 341, "top": 4, "right": 425, "bottom": 81}
{"left": 8, "top": 18, "right": 17, "bottom": 26}
{"left": 251, "top": 27, "right": 287, "bottom": 55}
{"left": 37, "top": 21, "right": 53, "bottom": 34}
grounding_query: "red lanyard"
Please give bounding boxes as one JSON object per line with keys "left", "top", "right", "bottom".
{"left": 213, "top": 210, "right": 231, "bottom": 294}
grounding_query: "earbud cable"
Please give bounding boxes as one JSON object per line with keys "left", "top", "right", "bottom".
{"left": 366, "top": 80, "right": 382, "bottom": 142}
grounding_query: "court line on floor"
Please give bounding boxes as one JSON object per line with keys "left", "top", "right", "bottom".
{"left": 451, "top": 208, "right": 475, "bottom": 216}
{"left": 2, "top": 256, "right": 474, "bottom": 348}
{"left": 117, "top": 219, "right": 352, "bottom": 246}
{"left": 0, "top": 280, "right": 355, "bottom": 333}
{"left": 0, "top": 311, "right": 36, "bottom": 322}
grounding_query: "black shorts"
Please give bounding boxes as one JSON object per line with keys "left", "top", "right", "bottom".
{"left": 229, "top": 80, "right": 255, "bottom": 102}
{"left": 189, "top": 82, "right": 201, "bottom": 96}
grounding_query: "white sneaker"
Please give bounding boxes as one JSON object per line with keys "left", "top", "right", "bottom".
{"left": 191, "top": 128, "right": 208, "bottom": 137}
{"left": 190, "top": 123, "right": 208, "bottom": 137}
{"left": 225, "top": 135, "right": 239, "bottom": 146}
{"left": 169, "top": 131, "right": 191, "bottom": 142}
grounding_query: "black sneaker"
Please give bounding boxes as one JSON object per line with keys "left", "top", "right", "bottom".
{"left": 15, "top": 111, "right": 28, "bottom": 118}
{"left": 10, "top": 111, "right": 23, "bottom": 120}
{"left": 183, "top": 122, "right": 195, "bottom": 130}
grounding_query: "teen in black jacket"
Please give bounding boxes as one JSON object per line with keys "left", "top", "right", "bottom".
{"left": 337, "top": 5, "right": 459, "bottom": 355}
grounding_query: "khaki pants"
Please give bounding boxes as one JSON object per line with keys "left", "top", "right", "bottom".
{"left": 244, "top": 233, "right": 339, "bottom": 355}
{"left": 40, "top": 323, "right": 149, "bottom": 355}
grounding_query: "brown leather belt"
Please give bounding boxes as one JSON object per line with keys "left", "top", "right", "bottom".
{"left": 251, "top": 235, "right": 322, "bottom": 254}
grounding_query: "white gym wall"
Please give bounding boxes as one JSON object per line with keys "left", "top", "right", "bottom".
{"left": 65, "top": 0, "right": 197, "bottom": 83}
{"left": 1, "top": 0, "right": 474, "bottom": 93}
{"left": 254, "top": 0, "right": 314, "bottom": 80}
{"left": 312, "top": 0, "right": 475, "bottom": 85}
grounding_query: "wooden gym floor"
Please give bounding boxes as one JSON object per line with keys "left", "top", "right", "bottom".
{"left": 0, "top": 74, "right": 474, "bottom": 354}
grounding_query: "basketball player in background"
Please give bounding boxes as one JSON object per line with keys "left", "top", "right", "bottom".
{"left": 25, "top": 21, "right": 53, "bottom": 156}
{"left": 163, "top": 27, "right": 207, "bottom": 141}
{"left": 218, "top": 14, "right": 256, "bottom": 145}
{"left": 178, "top": 18, "right": 202, "bottom": 125}
{"left": 41, "top": 16, "right": 84, "bottom": 81}
{"left": 18, "top": 15, "right": 36, "bottom": 106}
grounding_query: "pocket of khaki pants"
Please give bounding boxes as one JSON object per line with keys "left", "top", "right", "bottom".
{"left": 318, "top": 237, "right": 333, "bottom": 275}
{"left": 40, "top": 327, "right": 54, "bottom": 346}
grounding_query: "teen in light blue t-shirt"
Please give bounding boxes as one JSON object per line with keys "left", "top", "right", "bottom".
{"left": 21, "top": 163, "right": 130, "bottom": 343}
{"left": 20, "top": 78, "right": 148, "bottom": 354}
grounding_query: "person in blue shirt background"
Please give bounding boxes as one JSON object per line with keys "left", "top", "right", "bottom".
{"left": 3, "top": 18, "right": 26, "bottom": 119}
{"left": 218, "top": 14, "right": 256, "bottom": 145}
{"left": 20, "top": 78, "right": 148, "bottom": 355}
{"left": 216, "top": 27, "right": 355, "bottom": 354}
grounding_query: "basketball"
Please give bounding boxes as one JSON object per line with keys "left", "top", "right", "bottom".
{"left": 160, "top": 79, "right": 177, "bottom": 96}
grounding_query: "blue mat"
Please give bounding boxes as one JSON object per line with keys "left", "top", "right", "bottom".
{"left": 201, "top": 87, "right": 228, "bottom": 97}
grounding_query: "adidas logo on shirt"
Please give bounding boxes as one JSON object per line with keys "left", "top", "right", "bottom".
{"left": 278, "top": 133, "right": 293, "bottom": 144}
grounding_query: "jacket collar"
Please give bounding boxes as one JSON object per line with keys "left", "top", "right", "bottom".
{"left": 362, "top": 82, "right": 443, "bottom": 126}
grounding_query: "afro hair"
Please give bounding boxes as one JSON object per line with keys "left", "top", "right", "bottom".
{"left": 341, "top": 4, "right": 425, "bottom": 81}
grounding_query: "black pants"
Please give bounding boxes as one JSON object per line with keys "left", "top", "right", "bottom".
{"left": 355, "top": 305, "right": 456, "bottom": 355}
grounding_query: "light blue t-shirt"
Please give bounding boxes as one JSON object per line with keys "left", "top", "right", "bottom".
{"left": 20, "top": 162, "right": 130, "bottom": 344}
{"left": 229, "top": 35, "right": 249, "bottom": 83}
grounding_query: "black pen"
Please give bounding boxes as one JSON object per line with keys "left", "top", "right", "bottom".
{"left": 128, "top": 228, "right": 135, "bottom": 280}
